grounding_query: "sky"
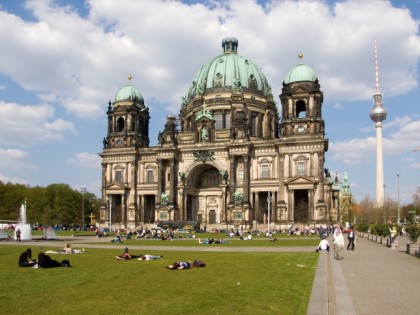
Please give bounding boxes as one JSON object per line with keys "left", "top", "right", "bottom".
{"left": 0, "top": 0, "right": 419, "bottom": 205}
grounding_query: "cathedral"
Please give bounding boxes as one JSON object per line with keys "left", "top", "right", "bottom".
{"left": 99, "top": 37, "right": 340, "bottom": 230}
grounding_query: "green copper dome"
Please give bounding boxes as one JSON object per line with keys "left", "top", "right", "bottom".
{"left": 185, "top": 37, "right": 272, "bottom": 101}
{"left": 115, "top": 84, "right": 144, "bottom": 103}
{"left": 284, "top": 57, "right": 317, "bottom": 84}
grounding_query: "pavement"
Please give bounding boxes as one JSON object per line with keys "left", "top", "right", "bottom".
{"left": 308, "top": 233, "right": 419, "bottom": 314}
{"left": 2, "top": 233, "right": 419, "bottom": 314}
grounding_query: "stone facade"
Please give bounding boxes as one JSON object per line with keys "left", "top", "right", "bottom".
{"left": 99, "top": 38, "right": 339, "bottom": 230}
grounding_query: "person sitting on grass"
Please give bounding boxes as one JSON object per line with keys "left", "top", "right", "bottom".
{"left": 166, "top": 261, "right": 190, "bottom": 269}
{"left": 137, "top": 254, "right": 163, "bottom": 261}
{"left": 110, "top": 233, "right": 123, "bottom": 243}
{"left": 316, "top": 236, "right": 330, "bottom": 253}
{"left": 115, "top": 247, "right": 141, "bottom": 260}
{"left": 18, "top": 248, "right": 37, "bottom": 267}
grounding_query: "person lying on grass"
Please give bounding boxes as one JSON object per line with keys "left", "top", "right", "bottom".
{"left": 137, "top": 254, "right": 163, "bottom": 261}
{"left": 166, "top": 260, "right": 206, "bottom": 269}
{"left": 115, "top": 247, "right": 141, "bottom": 260}
{"left": 37, "top": 253, "right": 71, "bottom": 268}
{"left": 166, "top": 261, "right": 190, "bottom": 269}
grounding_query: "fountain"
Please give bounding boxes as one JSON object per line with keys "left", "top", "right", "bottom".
{"left": 14, "top": 203, "right": 32, "bottom": 241}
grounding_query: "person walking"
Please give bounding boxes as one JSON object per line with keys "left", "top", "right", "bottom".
{"left": 389, "top": 226, "right": 397, "bottom": 249}
{"left": 15, "top": 229, "right": 21, "bottom": 242}
{"left": 333, "top": 227, "right": 345, "bottom": 260}
{"left": 347, "top": 227, "right": 355, "bottom": 250}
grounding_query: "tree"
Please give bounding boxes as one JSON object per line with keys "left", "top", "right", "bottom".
{"left": 338, "top": 194, "right": 353, "bottom": 223}
{"left": 41, "top": 184, "right": 81, "bottom": 225}
{"left": 0, "top": 181, "right": 28, "bottom": 220}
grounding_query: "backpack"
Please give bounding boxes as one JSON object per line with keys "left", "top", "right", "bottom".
{"left": 192, "top": 260, "right": 206, "bottom": 267}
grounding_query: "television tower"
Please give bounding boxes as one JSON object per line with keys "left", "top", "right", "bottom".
{"left": 370, "top": 39, "right": 387, "bottom": 207}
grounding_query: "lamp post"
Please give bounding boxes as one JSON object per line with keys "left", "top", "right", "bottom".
{"left": 397, "top": 174, "right": 400, "bottom": 224}
{"left": 81, "top": 187, "right": 87, "bottom": 231}
{"left": 267, "top": 192, "right": 272, "bottom": 235}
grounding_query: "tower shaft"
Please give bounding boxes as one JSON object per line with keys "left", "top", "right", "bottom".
{"left": 375, "top": 122, "right": 385, "bottom": 206}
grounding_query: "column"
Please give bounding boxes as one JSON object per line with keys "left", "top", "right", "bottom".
{"left": 255, "top": 192, "right": 260, "bottom": 223}
{"left": 101, "top": 163, "right": 106, "bottom": 200}
{"left": 139, "top": 195, "right": 144, "bottom": 223}
{"left": 243, "top": 155, "right": 250, "bottom": 203}
{"left": 229, "top": 155, "right": 235, "bottom": 203}
{"left": 157, "top": 160, "right": 163, "bottom": 203}
{"left": 288, "top": 190, "right": 293, "bottom": 221}
{"left": 278, "top": 154, "right": 285, "bottom": 200}
{"left": 318, "top": 154, "right": 325, "bottom": 202}
{"left": 169, "top": 158, "right": 175, "bottom": 204}
{"left": 309, "top": 190, "right": 314, "bottom": 221}
{"left": 121, "top": 194, "right": 126, "bottom": 227}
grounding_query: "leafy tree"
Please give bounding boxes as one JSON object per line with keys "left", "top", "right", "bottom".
{"left": 0, "top": 181, "right": 27, "bottom": 220}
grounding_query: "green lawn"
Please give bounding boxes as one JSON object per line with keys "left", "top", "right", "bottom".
{"left": 107, "top": 238, "right": 319, "bottom": 247}
{"left": 0, "top": 244, "right": 318, "bottom": 315}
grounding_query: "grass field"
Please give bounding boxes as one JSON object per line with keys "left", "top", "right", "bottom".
{"left": 0, "top": 243, "right": 318, "bottom": 315}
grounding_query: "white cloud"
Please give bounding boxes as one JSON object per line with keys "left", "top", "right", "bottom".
{"left": 0, "top": 174, "right": 27, "bottom": 185}
{"left": 0, "top": 101, "right": 75, "bottom": 146}
{"left": 68, "top": 152, "right": 101, "bottom": 168}
{"left": 330, "top": 117, "right": 420, "bottom": 164}
{"left": 0, "top": 147, "right": 37, "bottom": 172}
{"left": 0, "top": 0, "right": 417, "bottom": 117}
{"left": 44, "top": 118, "right": 76, "bottom": 134}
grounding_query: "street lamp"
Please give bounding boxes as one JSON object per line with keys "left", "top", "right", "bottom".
{"left": 267, "top": 192, "right": 272, "bottom": 235}
{"left": 81, "top": 187, "right": 87, "bottom": 231}
{"left": 397, "top": 174, "right": 400, "bottom": 224}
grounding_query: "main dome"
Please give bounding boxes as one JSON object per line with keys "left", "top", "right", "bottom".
{"left": 185, "top": 37, "right": 272, "bottom": 101}
{"left": 284, "top": 56, "right": 318, "bottom": 85}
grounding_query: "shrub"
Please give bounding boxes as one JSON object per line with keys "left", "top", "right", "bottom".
{"left": 405, "top": 224, "right": 419, "bottom": 243}
{"left": 354, "top": 222, "right": 370, "bottom": 232}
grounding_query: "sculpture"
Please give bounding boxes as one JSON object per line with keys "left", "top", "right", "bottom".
{"left": 161, "top": 191, "right": 169, "bottom": 205}
{"left": 201, "top": 126, "right": 208, "bottom": 141}
{"left": 220, "top": 169, "right": 228, "bottom": 181}
{"left": 179, "top": 172, "right": 186, "bottom": 183}
{"left": 233, "top": 191, "right": 243, "bottom": 205}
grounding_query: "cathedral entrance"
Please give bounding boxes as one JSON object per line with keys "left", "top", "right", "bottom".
{"left": 186, "top": 164, "right": 223, "bottom": 225}
{"left": 294, "top": 190, "right": 309, "bottom": 223}
{"left": 143, "top": 195, "right": 155, "bottom": 223}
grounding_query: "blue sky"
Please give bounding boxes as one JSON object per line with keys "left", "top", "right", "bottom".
{"left": 0, "top": 0, "right": 419, "bottom": 205}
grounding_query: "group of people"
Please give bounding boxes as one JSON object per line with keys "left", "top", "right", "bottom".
{"left": 198, "top": 238, "right": 225, "bottom": 244}
{"left": 115, "top": 247, "right": 163, "bottom": 261}
{"left": 316, "top": 226, "right": 357, "bottom": 260}
{"left": 115, "top": 248, "right": 205, "bottom": 270}
{"left": 19, "top": 248, "right": 71, "bottom": 268}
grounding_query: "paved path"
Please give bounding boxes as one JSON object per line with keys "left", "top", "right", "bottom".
{"left": 2, "top": 234, "right": 419, "bottom": 314}
{"left": 331, "top": 235, "right": 419, "bottom": 314}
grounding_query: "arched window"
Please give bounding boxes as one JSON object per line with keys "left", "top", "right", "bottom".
{"left": 296, "top": 100, "right": 306, "bottom": 118}
{"left": 117, "top": 117, "right": 125, "bottom": 132}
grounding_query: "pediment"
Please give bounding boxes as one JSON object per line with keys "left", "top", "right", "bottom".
{"left": 286, "top": 176, "right": 315, "bottom": 186}
{"left": 105, "top": 182, "right": 126, "bottom": 190}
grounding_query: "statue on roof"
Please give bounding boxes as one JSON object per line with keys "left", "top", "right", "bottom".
{"left": 324, "top": 168, "right": 331, "bottom": 178}
{"left": 232, "top": 78, "right": 242, "bottom": 93}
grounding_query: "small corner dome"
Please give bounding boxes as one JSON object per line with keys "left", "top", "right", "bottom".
{"left": 114, "top": 84, "right": 144, "bottom": 103}
{"left": 284, "top": 55, "right": 318, "bottom": 84}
